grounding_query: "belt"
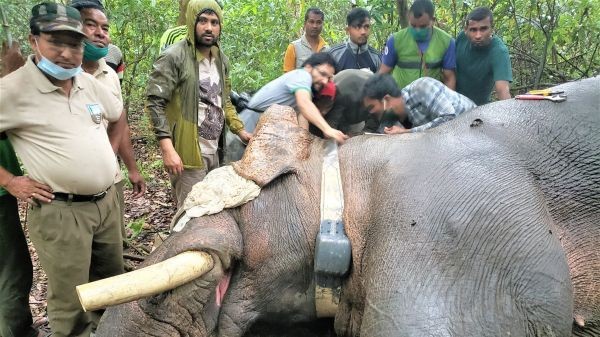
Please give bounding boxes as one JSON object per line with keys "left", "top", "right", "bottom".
{"left": 53, "top": 190, "right": 108, "bottom": 202}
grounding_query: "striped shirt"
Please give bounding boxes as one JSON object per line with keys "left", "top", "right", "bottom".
{"left": 401, "top": 77, "right": 476, "bottom": 132}
{"left": 159, "top": 25, "right": 187, "bottom": 53}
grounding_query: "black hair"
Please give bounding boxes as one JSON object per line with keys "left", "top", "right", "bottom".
{"left": 70, "top": 0, "right": 105, "bottom": 12}
{"left": 197, "top": 8, "right": 220, "bottom": 23}
{"left": 346, "top": 7, "right": 370, "bottom": 27}
{"left": 30, "top": 19, "right": 41, "bottom": 35}
{"left": 362, "top": 74, "right": 402, "bottom": 99}
{"left": 409, "top": 0, "right": 435, "bottom": 19}
{"left": 466, "top": 7, "right": 493, "bottom": 26}
{"left": 301, "top": 52, "right": 338, "bottom": 72}
{"left": 304, "top": 7, "right": 324, "bottom": 22}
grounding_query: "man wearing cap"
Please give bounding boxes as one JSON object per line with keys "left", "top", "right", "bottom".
{"left": 146, "top": 0, "right": 252, "bottom": 209}
{"left": 71, "top": 0, "right": 146, "bottom": 239}
{"left": 0, "top": 3, "right": 124, "bottom": 336}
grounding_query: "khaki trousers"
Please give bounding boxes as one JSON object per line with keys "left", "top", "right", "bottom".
{"left": 27, "top": 185, "right": 124, "bottom": 337}
{"left": 170, "top": 153, "right": 219, "bottom": 209}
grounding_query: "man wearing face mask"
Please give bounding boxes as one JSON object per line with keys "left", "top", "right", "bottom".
{"left": 362, "top": 74, "right": 475, "bottom": 134}
{"left": 379, "top": 0, "right": 456, "bottom": 90}
{"left": 456, "top": 7, "right": 512, "bottom": 105}
{"left": 71, "top": 0, "right": 147, "bottom": 243}
{"left": 0, "top": 3, "right": 124, "bottom": 336}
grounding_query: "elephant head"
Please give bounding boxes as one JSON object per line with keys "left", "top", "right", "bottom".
{"left": 96, "top": 77, "right": 600, "bottom": 337}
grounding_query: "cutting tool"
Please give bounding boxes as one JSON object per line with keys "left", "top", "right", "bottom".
{"left": 515, "top": 94, "right": 567, "bottom": 102}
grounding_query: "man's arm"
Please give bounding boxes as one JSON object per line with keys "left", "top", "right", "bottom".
{"left": 411, "top": 80, "right": 457, "bottom": 132}
{"left": 0, "top": 166, "right": 53, "bottom": 204}
{"left": 107, "top": 111, "right": 126, "bottom": 153}
{"left": 283, "top": 44, "right": 296, "bottom": 73}
{"left": 442, "top": 69, "right": 456, "bottom": 90}
{"left": 145, "top": 52, "right": 181, "bottom": 174}
{"left": 378, "top": 36, "right": 397, "bottom": 75}
{"left": 223, "top": 76, "right": 252, "bottom": 143}
{"left": 441, "top": 38, "right": 457, "bottom": 90}
{"left": 295, "top": 90, "right": 348, "bottom": 144}
{"left": 118, "top": 123, "right": 146, "bottom": 198}
{"left": 495, "top": 80, "right": 511, "bottom": 100}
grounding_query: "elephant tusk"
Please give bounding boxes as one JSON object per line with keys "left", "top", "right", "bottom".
{"left": 76, "top": 251, "right": 214, "bottom": 312}
{"left": 574, "top": 315, "right": 585, "bottom": 327}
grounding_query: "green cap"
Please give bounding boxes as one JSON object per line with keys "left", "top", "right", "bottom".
{"left": 31, "top": 2, "right": 86, "bottom": 37}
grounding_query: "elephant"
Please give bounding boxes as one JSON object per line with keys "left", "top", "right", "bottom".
{"left": 96, "top": 76, "right": 599, "bottom": 337}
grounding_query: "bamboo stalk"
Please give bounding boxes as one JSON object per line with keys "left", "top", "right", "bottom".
{"left": 76, "top": 251, "right": 214, "bottom": 312}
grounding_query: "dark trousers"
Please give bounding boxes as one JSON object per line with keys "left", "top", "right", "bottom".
{"left": 0, "top": 194, "right": 37, "bottom": 337}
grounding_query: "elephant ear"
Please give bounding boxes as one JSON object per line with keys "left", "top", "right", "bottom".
{"left": 232, "top": 104, "right": 313, "bottom": 187}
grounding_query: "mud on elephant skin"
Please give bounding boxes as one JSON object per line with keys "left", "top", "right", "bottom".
{"left": 97, "top": 77, "right": 600, "bottom": 337}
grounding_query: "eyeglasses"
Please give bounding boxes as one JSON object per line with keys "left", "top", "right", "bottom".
{"left": 38, "top": 36, "right": 84, "bottom": 54}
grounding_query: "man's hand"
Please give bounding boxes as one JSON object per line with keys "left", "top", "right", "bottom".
{"left": 324, "top": 127, "right": 349, "bottom": 144}
{"left": 237, "top": 130, "right": 253, "bottom": 145}
{"left": 383, "top": 125, "right": 409, "bottom": 135}
{"left": 159, "top": 138, "right": 184, "bottom": 175}
{"left": 128, "top": 170, "right": 146, "bottom": 198}
{"left": 5, "top": 176, "right": 53, "bottom": 205}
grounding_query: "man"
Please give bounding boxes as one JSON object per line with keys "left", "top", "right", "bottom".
{"left": 456, "top": 7, "right": 512, "bottom": 105}
{"left": 327, "top": 7, "right": 381, "bottom": 73}
{"left": 106, "top": 43, "right": 124, "bottom": 83}
{"left": 363, "top": 74, "right": 476, "bottom": 134}
{"left": 0, "top": 3, "right": 124, "bottom": 337}
{"left": 379, "top": 0, "right": 456, "bottom": 90}
{"left": 283, "top": 7, "right": 328, "bottom": 72}
{"left": 309, "top": 69, "right": 381, "bottom": 137}
{"left": 71, "top": 0, "right": 146, "bottom": 242}
{"left": 146, "top": 0, "right": 252, "bottom": 209}
{"left": 238, "top": 52, "right": 348, "bottom": 142}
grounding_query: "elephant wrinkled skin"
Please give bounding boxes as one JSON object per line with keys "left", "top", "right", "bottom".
{"left": 97, "top": 77, "right": 599, "bottom": 337}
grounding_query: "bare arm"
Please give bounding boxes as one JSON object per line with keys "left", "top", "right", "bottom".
{"left": 0, "top": 166, "right": 53, "bottom": 204}
{"left": 295, "top": 90, "right": 348, "bottom": 144}
{"left": 118, "top": 123, "right": 146, "bottom": 198}
{"left": 159, "top": 138, "right": 183, "bottom": 175}
{"left": 495, "top": 80, "right": 511, "bottom": 100}
{"left": 442, "top": 69, "right": 456, "bottom": 90}
{"left": 378, "top": 63, "right": 393, "bottom": 74}
{"left": 107, "top": 111, "right": 126, "bottom": 153}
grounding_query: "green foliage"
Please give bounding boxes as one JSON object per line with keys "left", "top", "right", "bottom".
{"left": 2, "top": 0, "right": 599, "bottom": 101}
{"left": 126, "top": 216, "right": 146, "bottom": 240}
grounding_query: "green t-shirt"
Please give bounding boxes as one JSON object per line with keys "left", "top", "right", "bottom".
{"left": 0, "top": 135, "right": 22, "bottom": 196}
{"left": 456, "top": 31, "right": 512, "bottom": 105}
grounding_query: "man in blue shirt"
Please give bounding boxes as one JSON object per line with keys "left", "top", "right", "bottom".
{"left": 362, "top": 74, "right": 475, "bottom": 134}
{"left": 378, "top": 0, "right": 456, "bottom": 90}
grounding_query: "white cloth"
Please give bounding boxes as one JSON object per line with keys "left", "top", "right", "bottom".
{"left": 172, "top": 165, "right": 261, "bottom": 232}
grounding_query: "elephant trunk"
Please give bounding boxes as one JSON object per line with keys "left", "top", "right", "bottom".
{"left": 76, "top": 251, "right": 214, "bottom": 311}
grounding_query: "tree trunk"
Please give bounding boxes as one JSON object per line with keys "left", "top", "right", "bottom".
{"left": 177, "top": 0, "right": 189, "bottom": 26}
{"left": 397, "top": 0, "right": 409, "bottom": 29}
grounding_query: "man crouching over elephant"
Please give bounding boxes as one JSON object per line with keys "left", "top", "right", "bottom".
{"left": 145, "top": 0, "right": 252, "bottom": 209}
{"left": 363, "top": 73, "right": 476, "bottom": 134}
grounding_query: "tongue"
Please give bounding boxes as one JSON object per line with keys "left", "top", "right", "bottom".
{"left": 215, "top": 271, "right": 232, "bottom": 307}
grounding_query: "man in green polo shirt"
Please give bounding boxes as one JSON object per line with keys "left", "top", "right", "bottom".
{"left": 379, "top": 0, "right": 456, "bottom": 90}
{"left": 456, "top": 7, "right": 512, "bottom": 105}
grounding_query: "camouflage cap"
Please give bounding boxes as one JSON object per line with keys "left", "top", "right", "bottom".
{"left": 31, "top": 2, "right": 86, "bottom": 37}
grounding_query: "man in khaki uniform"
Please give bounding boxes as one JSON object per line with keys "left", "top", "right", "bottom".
{"left": 0, "top": 3, "right": 124, "bottom": 336}
{"left": 72, "top": 0, "right": 147, "bottom": 238}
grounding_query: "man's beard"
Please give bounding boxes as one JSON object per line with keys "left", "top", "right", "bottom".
{"left": 195, "top": 34, "right": 217, "bottom": 48}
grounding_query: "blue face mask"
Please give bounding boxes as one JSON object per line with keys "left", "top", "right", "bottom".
{"left": 83, "top": 41, "right": 109, "bottom": 61}
{"left": 35, "top": 39, "right": 83, "bottom": 80}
